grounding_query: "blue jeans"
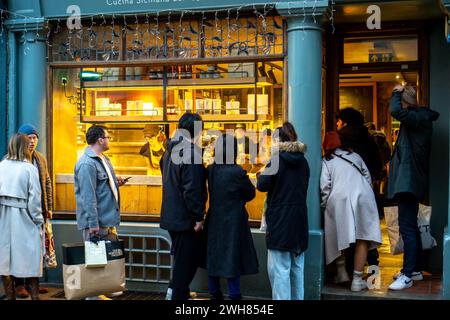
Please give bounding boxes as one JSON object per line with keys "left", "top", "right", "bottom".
{"left": 267, "top": 250, "right": 304, "bottom": 300}
{"left": 397, "top": 193, "right": 423, "bottom": 278}
{"left": 208, "top": 276, "right": 241, "bottom": 300}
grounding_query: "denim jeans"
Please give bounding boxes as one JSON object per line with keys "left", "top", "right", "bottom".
{"left": 267, "top": 250, "right": 304, "bottom": 300}
{"left": 397, "top": 193, "right": 423, "bottom": 278}
{"left": 208, "top": 276, "right": 241, "bottom": 300}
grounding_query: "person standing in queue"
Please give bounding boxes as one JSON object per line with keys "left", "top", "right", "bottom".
{"left": 160, "top": 112, "right": 208, "bottom": 300}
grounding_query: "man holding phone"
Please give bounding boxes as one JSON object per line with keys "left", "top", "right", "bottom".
{"left": 74, "top": 125, "right": 128, "bottom": 300}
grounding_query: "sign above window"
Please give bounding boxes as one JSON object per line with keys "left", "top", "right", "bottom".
{"left": 343, "top": 35, "right": 418, "bottom": 64}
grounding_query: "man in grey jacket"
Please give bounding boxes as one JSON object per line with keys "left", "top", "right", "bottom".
{"left": 74, "top": 125, "right": 128, "bottom": 300}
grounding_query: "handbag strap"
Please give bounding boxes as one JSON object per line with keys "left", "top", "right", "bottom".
{"left": 333, "top": 152, "right": 365, "bottom": 177}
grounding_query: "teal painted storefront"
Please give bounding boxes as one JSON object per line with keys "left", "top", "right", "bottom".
{"left": 0, "top": 0, "right": 6, "bottom": 155}
{"left": 2, "top": 0, "right": 450, "bottom": 299}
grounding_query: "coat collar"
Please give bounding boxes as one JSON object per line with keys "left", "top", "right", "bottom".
{"left": 272, "top": 141, "right": 307, "bottom": 153}
{"left": 85, "top": 146, "right": 102, "bottom": 159}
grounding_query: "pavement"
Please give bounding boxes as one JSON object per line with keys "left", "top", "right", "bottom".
{"left": 322, "top": 219, "right": 442, "bottom": 300}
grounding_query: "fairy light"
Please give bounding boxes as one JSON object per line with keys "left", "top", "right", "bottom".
{"left": 226, "top": 8, "right": 231, "bottom": 54}
{"left": 111, "top": 14, "right": 116, "bottom": 57}
{"left": 312, "top": 0, "right": 318, "bottom": 25}
{"left": 0, "top": 3, "right": 331, "bottom": 60}
{"left": 23, "top": 15, "right": 31, "bottom": 56}
{"left": 330, "top": 0, "right": 336, "bottom": 34}
{"left": 88, "top": 16, "right": 95, "bottom": 48}
{"left": 0, "top": 10, "right": 4, "bottom": 43}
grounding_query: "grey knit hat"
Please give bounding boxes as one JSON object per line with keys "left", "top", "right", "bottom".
{"left": 401, "top": 85, "right": 418, "bottom": 106}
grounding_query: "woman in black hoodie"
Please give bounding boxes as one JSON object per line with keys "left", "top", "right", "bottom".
{"left": 257, "top": 122, "right": 310, "bottom": 300}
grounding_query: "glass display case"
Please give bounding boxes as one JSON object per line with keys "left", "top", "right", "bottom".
{"left": 78, "top": 62, "right": 279, "bottom": 123}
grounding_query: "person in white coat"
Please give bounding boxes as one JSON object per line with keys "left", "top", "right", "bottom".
{"left": 320, "top": 131, "right": 382, "bottom": 292}
{"left": 0, "top": 133, "right": 44, "bottom": 300}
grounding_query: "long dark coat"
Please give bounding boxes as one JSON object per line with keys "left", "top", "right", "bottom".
{"left": 257, "top": 141, "right": 310, "bottom": 255}
{"left": 205, "top": 164, "right": 259, "bottom": 278}
{"left": 387, "top": 91, "right": 440, "bottom": 201}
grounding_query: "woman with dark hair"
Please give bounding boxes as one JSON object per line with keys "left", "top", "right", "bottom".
{"left": 0, "top": 134, "right": 44, "bottom": 300}
{"left": 320, "top": 131, "right": 382, "bottom": 292}
{"left": 336, "top": 107, "right": 383, "bottom": 271}
{"left": 205, "top": 134, "right": 259, "bottom": 300}
{"left": 256, "top": 122, "right": 309, "bottom": 300}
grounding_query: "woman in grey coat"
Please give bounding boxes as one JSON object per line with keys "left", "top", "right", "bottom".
{"left": 0, "top": 134, "right": 44, "bottom": 300}
{"left": 320, "top": 132, "right": 381, "bottom": 292}
{"left": 205, "top": 133, "right": 259, "bottom": 300}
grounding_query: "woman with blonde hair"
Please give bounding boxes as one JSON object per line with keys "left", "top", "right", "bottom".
{"left": 0, "top": 134, "right": 44, "bottom": 300}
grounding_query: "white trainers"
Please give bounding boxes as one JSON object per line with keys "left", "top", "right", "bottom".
{"left": 85, "top": 295, "right": 112, "bottom": 300}
{"left": 393, "top": 271, "right": 423, "bottom": 281}
{"left": 389, "top": 274, "right": 413, "bottom": 290}
{"left": 350, "top": 278, "right": 367, "bottom": 292}
{"left": 106, "top": 291, "right": 123, "bottom": 298}
{"left": 334, "top": 271, "right": 350, "bottom": 284}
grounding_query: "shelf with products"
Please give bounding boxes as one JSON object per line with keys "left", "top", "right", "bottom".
{"left": 79, "top": 78, "right": 165, "bottom": 123}
{"left": 165, "top": 77, "right": 273, "bottom": 122}
{"left": 78, "top": 62, "right": 279, "bottom": 123}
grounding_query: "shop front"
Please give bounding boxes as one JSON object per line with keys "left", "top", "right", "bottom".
{"left": 2, "top": 0, "right": 450, "bottom": 299}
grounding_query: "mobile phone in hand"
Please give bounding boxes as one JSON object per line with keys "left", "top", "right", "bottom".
{"left": 124, "top": 176, "right": 132, "bottom": 182}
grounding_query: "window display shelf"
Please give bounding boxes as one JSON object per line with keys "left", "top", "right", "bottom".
{"left": 81, "top": 115, "right": 164, "bottom": 123}
{"left": 81, "top": 80, "right": 164, "bottom": 89}
{"left": 166, "top": 114, "right": 272, "bottom": 122}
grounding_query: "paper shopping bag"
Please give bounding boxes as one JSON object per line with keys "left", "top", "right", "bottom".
{"left": 84, "top": 240, "right": 107, "bottom": 267}
{"left": 384, "top": 206, "right": 404, "bottom": 255}
{"left": 62, "top": 240, "right": 126, "bottom": 300}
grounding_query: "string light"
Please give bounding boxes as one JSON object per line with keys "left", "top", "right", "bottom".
{"left": 330, "top": 0, "right": 336, "bottom": 34}
{"left": 0, "top": 10, "right": 4, "bottom": 43}
{"left": 0, "top": 3, "right": 333, "bottom": 60}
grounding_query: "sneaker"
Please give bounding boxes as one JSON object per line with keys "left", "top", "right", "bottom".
{"left": 165, "top": 288, "right": 172, "bottom": 300}
{"left": 334, "top": 271, "right": 350, "bottom": 284}
{"left": 393, "top": 271, "right": 423, "bottom": 281}
{"left": 165, "top": 288, "right": 197, "bottom": 300}
{"left": 389, "top": 274, "right": 413, "bottom": 290}
{"left": 105, "top": 291, "right": 123, "bottom": 298}
{"left": 85, "top": 295, "right": 112, "bottom": 300}
{"left": 350, "top": 278, "right": 367, "bottom": 292}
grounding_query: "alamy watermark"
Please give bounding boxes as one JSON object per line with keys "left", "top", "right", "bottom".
{"left": 367, "top": 5, "right": 381, "bottom": 30}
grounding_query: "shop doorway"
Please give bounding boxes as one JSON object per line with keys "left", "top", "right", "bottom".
{"left": 322, "top": 71, "right": 441, "bottom": 299}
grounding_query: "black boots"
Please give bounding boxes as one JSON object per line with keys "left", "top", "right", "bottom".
{"left": 2, "top": 276, "right": 16, "bottom": 300}
{"left": 25, "top": 278, "right": 40, "bottom": 300}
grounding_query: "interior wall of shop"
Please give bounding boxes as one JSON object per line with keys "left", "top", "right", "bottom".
{"left": 428, "top": 18, "right": 450, "bottom": 275}
{"left": 0, "top": 0, "right": 7, "bottom": 156}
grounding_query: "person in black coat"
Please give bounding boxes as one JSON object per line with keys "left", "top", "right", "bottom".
{"left": 387, "top": 85, "right": 439, "bottom": 291}
{"left": 205, "top": 133, "right": 259, "bottom": 300}
{"left": 256, "top": 122, "right": 310, "bottom": 300}
{"left": 160, "top": 112, "right": 208, "bottom": 300}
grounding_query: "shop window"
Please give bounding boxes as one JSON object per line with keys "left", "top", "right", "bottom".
{"left": 343, "top": 35, "right": 418, "bottom": 64}
{"left": 52, "top": 61, "right": 283, "bottom": 223}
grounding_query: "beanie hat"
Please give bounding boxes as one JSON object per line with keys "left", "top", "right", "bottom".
{"left": 322, "top": 131, "right": 341, "bottom": 153}
{"left": 18, "top": 124, "right": 39, "bottom": 137}
{"left": 401, "top": 85, "right": 418, "bottom": 106}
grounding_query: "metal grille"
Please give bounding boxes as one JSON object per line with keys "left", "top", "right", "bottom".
{"left": 120, "top": 234, "right": 172, "bottom": 284}
{"left": 50, "top": 15, "right": 284, "bottom": 62}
